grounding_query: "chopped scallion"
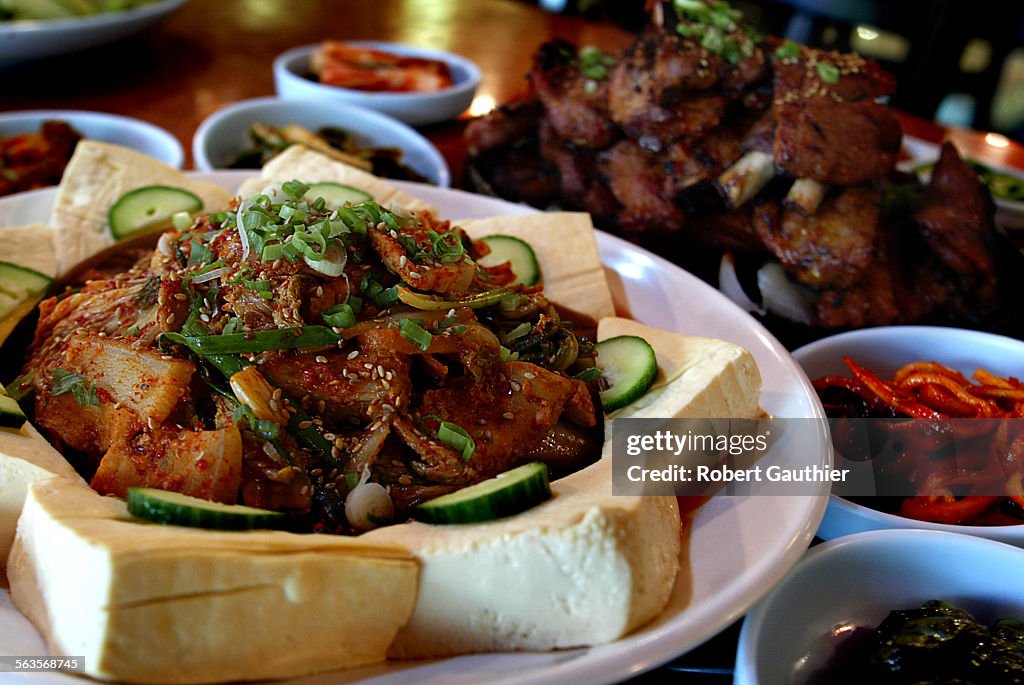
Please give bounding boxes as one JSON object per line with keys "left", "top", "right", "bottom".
{"left": 399, "top": 318, "right": 432, "bottom": 351}
{"left": 437, "top": 421, "right": 475, "bottom": 462}
{"left": 322, "top": 303, "right": 356, "bottom": 329}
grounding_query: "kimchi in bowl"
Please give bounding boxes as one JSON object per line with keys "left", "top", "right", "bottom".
{"left": 273, "top": 41, "right": 481, "bottom": 127}
{"left": 793, "top": 325, "right": 1024, "bottom": 546}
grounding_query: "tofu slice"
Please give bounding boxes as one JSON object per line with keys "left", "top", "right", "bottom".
{"left": 0, "top": 422, "right": 83, "bottom": 573}
{"left": 7, "top": 477, "right": 419, "bottom": 684}
{"left": 48, "top": 141, "right": 233, "bottom": 276}
{"left": 365, "top": 317, "right": 762, "bottom": 658}
{"left": 459, "top": 212, "right": 616, "bottom": 323}
{"left": 235, "top": 145, "right": 437, "bottom": 216}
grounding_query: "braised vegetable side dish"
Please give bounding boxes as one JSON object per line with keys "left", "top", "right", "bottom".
{"left": 0, "top": 121, "right": 81, "bottom": 197}
{"left": 18, "top": 181, "right": 605, "bottom": 533}
{"left": 816, "top": 358, "right": 1024, "bottom": 525}
{"left": 466, "top": 0, "right": 1021, "bottom": 337}
{"left": 311, "top": 41, "right": 454, "bottom": 93}
{"left": 230, "top": 123, "right": 429, "bottom": 183}
{"left": 810, "top": 600, "right": 1024, "bottom": 685}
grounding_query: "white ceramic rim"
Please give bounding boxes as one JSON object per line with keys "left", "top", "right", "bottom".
{"left": 273, "top": 40, "right": 482, "bottom": 102}
{"left": 190, "top": 96, "right": 450, "bottom": 185}
{"left": 793, "top": 325, "right": 1024, "bottom": 540}
{"left": 0, "top": 0, "right": 185, "bottom": 34}
{"left": 0, "top": 109, "right": 184, "bottom": 169}
{"left": 734, "top": 527, "right": 1024, "bottom": 684}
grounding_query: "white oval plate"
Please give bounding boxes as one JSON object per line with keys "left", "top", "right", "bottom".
{"left": 0, "top": 0, "right": 186, "bottom": 67}
{"left": 0, "top": 173, "right": 829, "bottom": 685}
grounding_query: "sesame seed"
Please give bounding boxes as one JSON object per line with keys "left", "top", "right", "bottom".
{"left": 174, "top": 293, "right": 187, "bottom": 301}
{"left": 166, "top": 313, "right": 176, "bottom": 324}
{"left": 298, "top": 420, "right": 312, "bottom": 429}
{"left": 316, "top": 355, "right": 328, "bottom": 363}
{"left": 477, "top": 418, "right": 487, "bottom": 425}
{"left": 325, "top": 482, "right": 337, "bottom": 490}
{"left": 524, "top": 372, "right": 535, "bottom": 379}
{"left": 398, "top": 475, "right": 413, "bottom": 485}
{"left": 324, "top": 432, "right": 336, "bottom": 441}
{"left": 408, "top": 271, "right": 420, "bottom": 279}
{"left": 347, "top": 350, "right": 360, "bottom": 360}
{"left": 510, "top": 381, "right": 522, "bottom": 392}
{"left": 331, "top": 447, "right": 341, "bottom": 459}
{"left": 316, "top": 286, "right": 324, "bottom": 297}
{"left": 502, "top": 412, "right": 514, "bottom": 420}
{"left": 399, "top": 255, "right": 407, "bottom": 267}
{"left": 272, "top": 388, "right": 283, "bottom": 401}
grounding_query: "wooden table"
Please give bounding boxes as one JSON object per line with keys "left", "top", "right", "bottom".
{"left": 4, "top": 2, "right": 1023, "bottom": 682}
{"left": 6, "top": 0, "right": 1022, "bottom": 176}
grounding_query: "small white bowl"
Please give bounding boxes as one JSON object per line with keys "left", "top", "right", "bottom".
{"left": 793, "top": 325, "right": 1024, "bottom": 546}
{"left": 735, "top": 529, "right": 1024, "bottom": 685}
{"left": 273, "top": 41, "right": 481, "bottom": 127}
{"left": 192, "top": 97, "right": 450, "bottom": 186}
{"left": 0, "top": 109, "right": 183, "bottom": 169}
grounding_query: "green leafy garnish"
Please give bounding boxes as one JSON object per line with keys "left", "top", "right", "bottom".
{"left": 775, "top": 39, "right": 800, "bottom": 59}
{"left": 322, "top": 303, "right": 357, "bottom": 329}
{"left": 579, "top": 45, "right": 616, "bottom": 81}
{"left": 51, "top": 368, "right": 98, "bottom": 407}
{"left": 437, "top": 421, "right": 476, "bottom": 462}
{"left": 399, "top": 318, "right": 433, "bottom": 351}
{"left": 816, "top": 62, "right": 840, "bottom": 84}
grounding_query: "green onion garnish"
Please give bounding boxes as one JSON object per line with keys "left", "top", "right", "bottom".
{"left": 5, "top": 370, "right": 35, "bottom": 402}
{"left": 172, "top": 211, "right": 192, "bottom": 231}
{"left": 816, "top": 62, "right": 840, "bottom": 84}
{"left": 775, "top": 39, "right": 799, "bottom": 59}
{"left": 399, "top": 318, "right": 432, "bottom": 351}
{"left": 574, "top": 367, "right": 603, "bottom": 382}
{"left": 322, "top": 303, "right": 356, "bottom": 329}
{"left": 282, "top": 179, "right": 310, "bottom": 200}
{"left": 437, "top": 421, "right": 475, "bottom": 462}
{"left": 162, "top": 326, "right": 342, "bottom": 355}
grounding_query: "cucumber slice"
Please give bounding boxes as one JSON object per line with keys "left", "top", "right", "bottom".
{"left": 108, "top": 186, "right": 203, "bottom": 239}
{"left": 596, "top": 335, "right": 658, "bottom": 412}
{"left": 413, "top": 462, "right": 551, "bottom": 524}
{"left": 126, "top": 487, "right": 288, "bottom": 530}
{"left": 305, "top": 182, "right": 372, "bottom": 208}
{"left": 477, "top": 235, "right": 540, "bottom": 286}
{"left": 0, "top": 394, "right": 26, "bottom": 429}
{"left": 0, "top": 261, "right": 52, "bottom": 321}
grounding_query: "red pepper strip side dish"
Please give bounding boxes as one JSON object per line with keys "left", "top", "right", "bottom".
{"left": 814, "top": 357, "right": 1024, "bottom": 525}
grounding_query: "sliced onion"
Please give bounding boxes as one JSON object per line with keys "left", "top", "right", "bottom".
{"left": 756, "top": 262, "right": 816, "bottom": 325}
{"left": 191, "top": 266, "right": 231, "bottom": 284}
{"left": 345, "top": 470, "right": 394, "bottom": 532}
{"left": 305, "top": 242, "right": 347, "bottom": 276}
{"left": 718, "top": 252, "right": 765, "bottom": 315}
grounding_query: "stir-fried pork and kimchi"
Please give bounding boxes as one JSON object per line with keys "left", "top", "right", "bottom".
{"left": 18, "top": 182, "right": 603, "bottom": 533}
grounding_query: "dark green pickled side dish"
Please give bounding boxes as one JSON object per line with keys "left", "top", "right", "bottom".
{"left": 813, "top": 600, "right": 1024, "bottom": 685}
